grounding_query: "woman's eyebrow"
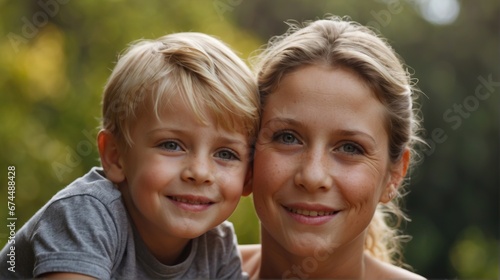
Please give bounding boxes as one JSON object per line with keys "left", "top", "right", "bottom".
{"left": 262, "top": 117, "right": 301, "bottom": 128}
{"left": 263, "top": 119, "right": 377, "bottom": 144}
{"left": 334, "top": 129, "right": 377, "bottom": 145}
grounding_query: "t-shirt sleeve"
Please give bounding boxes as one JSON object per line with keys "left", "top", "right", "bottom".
{"left": 215, "top": 222, "right": 247, "bottom": 279}
{"left": 30, "top": 194, "right": 121, "bottom": 278}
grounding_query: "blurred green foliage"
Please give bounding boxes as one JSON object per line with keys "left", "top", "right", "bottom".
{"left": 0, "top": 0, "right": 498, "bottom": 279}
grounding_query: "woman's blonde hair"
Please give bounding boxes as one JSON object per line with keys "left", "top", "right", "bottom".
{"left": 101, "top": 32, "right": 259, "bottom": 146}
{"left": 254, "top": 16, "right": 423, "bottom": 266}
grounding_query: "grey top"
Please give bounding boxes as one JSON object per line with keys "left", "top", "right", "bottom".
{"left": 0, "top": 167, "right": 245, "bottom": 279}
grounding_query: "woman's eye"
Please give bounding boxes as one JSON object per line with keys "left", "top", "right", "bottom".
{"left": 339, "top": 143, "right": 363, "bottom": 155}
{"left": 273, "top": 132, "right": 300, "bottom": 145}
{"left": 159, "top": 141, "right": 182, "bottom": 151}
{"left": 215, "top": 150, "right": 239, "bottom": 161}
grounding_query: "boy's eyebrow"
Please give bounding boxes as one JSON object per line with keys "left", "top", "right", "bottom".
{"left": 218, "top": 136, "right": 249, "bottom": 148}
{"left": 148, "top": 127, "right": 249, "bottom": 147}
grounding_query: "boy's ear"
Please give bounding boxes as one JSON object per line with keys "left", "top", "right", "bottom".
{"left": 381, "top": 148, "right": 411, "bottom": 203}
{"left": 242, "top": 165, "right": 253, "bottom": 196}
{"left": 97, "top": 130, "right": 125, "bottom": 184}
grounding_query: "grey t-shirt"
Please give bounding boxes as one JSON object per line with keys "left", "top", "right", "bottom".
{"left": 0, "top": 167, "right": 246, "bottom": 279}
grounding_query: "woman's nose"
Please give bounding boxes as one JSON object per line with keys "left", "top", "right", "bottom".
{"left": 294, "top": 148, "right": 332, "bottom": 192}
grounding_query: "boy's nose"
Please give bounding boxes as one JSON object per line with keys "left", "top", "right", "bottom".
{"left": 181, "top": 155, "right": 215, "bottom": 185}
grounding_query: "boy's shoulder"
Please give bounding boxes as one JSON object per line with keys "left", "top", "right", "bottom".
{"left": 197, "top": 221, "right": 239, "bottom": 256}
{"left": 2, "top": 168, "right": 131, "bottom": 279}
{"left": 200, "top": 221, "right": 238, "bottom": 250}
{"left": 205, "top": 220, "right": 236, "bottom": 238}
{"left": 30, "top": 166, "right": 127, "bottom": 232}
{"left": 193, "top": 221, "right": 245, "bottom": 278}
{"left": 53, "top": 167, "right": 121, "bottom": 204}
{"left": 35, "top": 167, "right": 126, "bottom": 229}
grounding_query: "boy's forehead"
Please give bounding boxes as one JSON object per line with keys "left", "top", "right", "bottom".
{"left": 132, "top": 97, "right": 251, "bottom": 141}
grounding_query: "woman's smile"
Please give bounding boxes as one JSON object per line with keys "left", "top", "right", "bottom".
{"left": 282, "top": 203, "right": 341, "bottom": 225}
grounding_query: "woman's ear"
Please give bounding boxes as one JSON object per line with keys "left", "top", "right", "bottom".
{"left": 242, "top": 165, "right": 253, "bottom": 196}
{"left": 97, "top": 130, "right": 125, "bottom": 184}
{"left": 380, "top": 148, "right": 411, "bottom": 203}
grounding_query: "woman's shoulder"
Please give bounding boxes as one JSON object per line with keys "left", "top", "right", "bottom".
{"left": 238, "top": 244, "right": 261, "bottom": 279}
{"left": 366, "top": 254, "right": 426, "bottom": 280}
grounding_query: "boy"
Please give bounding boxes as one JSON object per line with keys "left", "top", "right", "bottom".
{"left": 0, "top": 32, "right": 259, "bottom": 278}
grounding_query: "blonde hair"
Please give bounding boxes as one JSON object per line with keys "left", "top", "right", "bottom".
{"left": 101, "top": 32, "right": 259, "bottom": 146}
{"left": 254, "top": 16, "right": 423, "bottom": 265}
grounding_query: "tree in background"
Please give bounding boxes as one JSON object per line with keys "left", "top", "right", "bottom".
{"left": 0, "top": 1, "right": 498, "bottom": 278}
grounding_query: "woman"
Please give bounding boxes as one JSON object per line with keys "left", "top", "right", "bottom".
{"left": 240, "top": 16, "right": 425, "bottom": 279}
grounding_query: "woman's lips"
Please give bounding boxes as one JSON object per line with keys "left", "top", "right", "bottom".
{"left": 282, "top": 204, "right": 340, "bottom": 225}
{"left": 284, "top": 206, "right": 338, "bottom": 217}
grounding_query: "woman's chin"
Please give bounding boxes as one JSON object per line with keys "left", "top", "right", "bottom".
{"left": 283, "top": 238, "right": 337, "bottom": 258}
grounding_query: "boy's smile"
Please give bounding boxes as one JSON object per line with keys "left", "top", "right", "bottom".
{"left": 167, "top": 194, "right": 215, "bottom": 211}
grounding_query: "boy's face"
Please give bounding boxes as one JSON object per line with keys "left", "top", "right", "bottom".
{"left": 116, "top": 97, "right": 250, "bottom": 249}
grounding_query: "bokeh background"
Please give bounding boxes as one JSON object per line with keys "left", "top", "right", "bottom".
{"left": 0, "top": 0, "right": 498, "bottom": 278}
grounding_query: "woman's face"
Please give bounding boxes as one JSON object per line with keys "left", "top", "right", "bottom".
{"left": 252, "top": 65, "right": 400, "bottom": 256}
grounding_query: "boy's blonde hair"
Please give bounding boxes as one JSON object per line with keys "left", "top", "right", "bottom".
{"left": 101, "top": 32, "right": 259, "bottom": 146}
{"left": 254, "top": 16, "right": 424, "bottom": 266}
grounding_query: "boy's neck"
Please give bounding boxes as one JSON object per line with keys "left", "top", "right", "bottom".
{"left": 135, "top": 221, "right": 192, "bottom": 265}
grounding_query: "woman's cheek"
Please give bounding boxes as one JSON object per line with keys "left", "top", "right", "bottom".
{"left": 254, "top": 150, "right": 288, "bottom": 189}
{"left": 253, "top": 151, "right": 282, "bottom": 209}
{"left": 339, "top": 169, "right": 381, "bottom": 207}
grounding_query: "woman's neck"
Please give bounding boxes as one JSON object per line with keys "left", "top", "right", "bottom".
{"left": 259, "top": 229, "right": 368, "bottom": 279}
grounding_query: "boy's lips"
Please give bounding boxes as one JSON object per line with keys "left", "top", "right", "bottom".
{"left": 167, "top": 195, "right": 214, "bottom": 211}
{"left": 168, "top": 195, "right": 214, "bottom": 205}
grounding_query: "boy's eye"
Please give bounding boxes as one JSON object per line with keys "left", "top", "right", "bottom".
{"left": 159, "top": 141, "right": 182, "bottom": 151}
{"left": 273, "top": 132, "right": 300, "bottom": 145}
{"left": 215, "top": 149, "right": 239, "bottom": 161}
